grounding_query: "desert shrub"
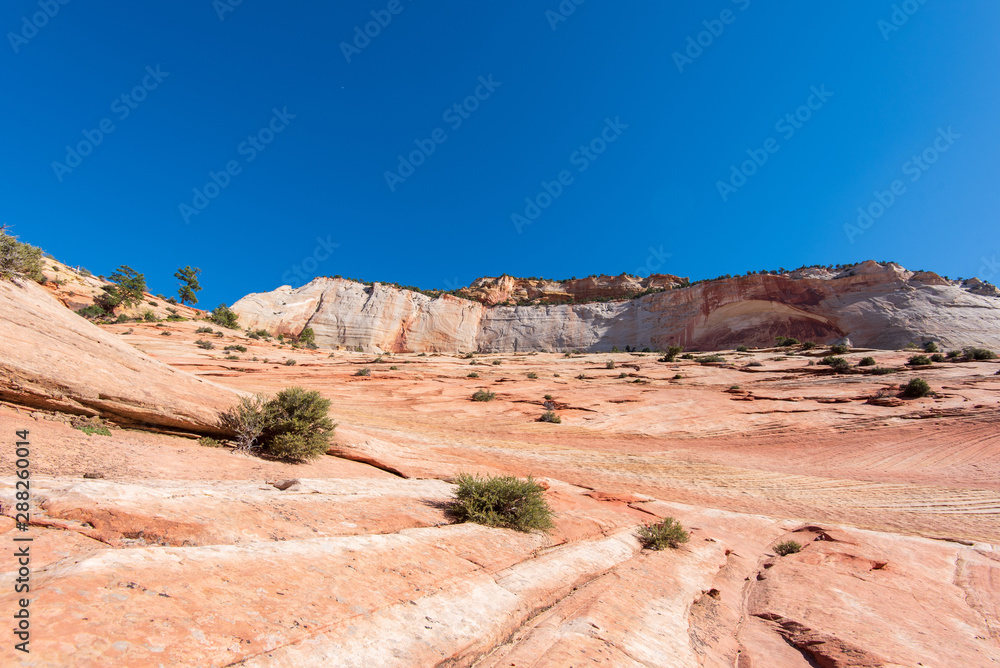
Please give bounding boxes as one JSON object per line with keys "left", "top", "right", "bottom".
{"left": 829, "top": 344, "right": 850, "bottom": 354}
{"left": 681, "top": 353, "right": 695, "bottom": 360}
{"left": 963, "top": 347, "right": 997, "bottom": 361}
{"left": 472, "top": 389, "right": 495, "bottom": 402}
{"left": 448, "top": 474, "right": 553, "bottom": 533}
{"left": 659, "top": 345, "right": 684, "bottom": 363}
{"left": 225, "top": 354, "right": 239, "bottom": 360}
{"left": 870, "top": 366, "right": 896, "bottom": 375}
{"left": 673, "top": 374, "right": 683, "bottom": 379}
{"left": 858, "top": 356, "right": 876, "bottom": 367}
{"left": 259, "top": 387, "right": 336, "bottom": 461}
{"left": 198, "top": 436, "right": 222, "bottom": 448}
{"left": 747, "top": 361, "right": 763, "bottom": 367}
{"left": 820, "top": 356, "right": 849, "bottom": 371}
{"left": 210, "top": 304, "right": 239, "bottom": 329}
{"left": 576, "top": 373, "right": 587, "bottom": 380}
{"left": 802, "top": 341, "right": 817, "bottom": 350}
{"left": 902, "top": 377, "right": 931, "bottom": 398}
{"left": 776, "top": 337, "right": 799, "bottom": 347}
{"left": 248, "top": 329, "right": 271, "bottom": 340}
{"left": 697, "top": 354, "right": 725, "bottom": 364}
{"left": 774, "top": 540, "right": 802, "bottom": 556}
{"left": 923, "top": 341, "right": 939, "bottom": 353}
{"left": 467, "top": 372, "right": 480, "bottom": 378}
{"left": 463, "top": 352, "right": 475, "bottom": 359}
{"left": 166, "top": 315, "right": 186, "bottom": 322}
{"left": 196, "top": 326, "right": 214, "bottom": 334}
{"left": 930, "top": 353, "right": 945, "bottom": 363}
{"left": 76, "top": 425, "right": 111, "bottom": 437}
{"left": 543, "top": 394, "right": 553, "bottom": 400}
{"left": 225, "top": 345, "right": 248, "bottom": 353}
{"left": 492, "top": 360, "right": 502, "bottom": 366}
{"left": 389, "top": 365, "right": 399, "bottom": 370}
{"left": 538, "top": 410, "right": 561, "bottom": 423}
{"left": 76, "top": 304, "right": 106, "bottom": 319}
{"left": 115, "top": 313, "right": 131, "bottom": 324}
{"left": 214, "top": 331, "right": 224, "bottom": 338}
{"left": 104, "top": 265, "right": 147, "bottom": 309}
{"left": 618, "top": 372, "right": 628, "bottom": 378}
{"left": 284, "top": 359, "right": 297, "bottom": 366}
{"left": 298, "top": 327, "right": 316, "bottom": 345}
{"left": 636, "top": 517, "right": 689, "bottom": 550}
{"left": 166, "top": 296, "right": 178, "bottom": 305}
{"left": 730, "top": 384, "right": 740, "bottom": 390}
{"left": 907, "top": 355, "right": 932, "bottom": 366}
{"left": 527, "top": 372, "right": 538, "bottom": 379}
{"left": 142, "top": 310, "right": 158, "bottom": 322}
{"left": 195, "top": 339, "right": 214, "bottom": 350}
{"left": 160, "top": 331, "right": 172, "bottom": 336}
{"left": 736, "top": 345, "right": 749, "bottom": 352}
{"left": 606, "top": 360, "right": 616, "bottom": 369}
{"left": 354, "top": 367, "right": 371, "bottom": 377}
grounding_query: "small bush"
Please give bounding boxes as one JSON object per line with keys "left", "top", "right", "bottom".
{"left": 198, "top": 436, "right": 222, "bottom": 448}
{"left": 210, "top": 304, "right": 240, "bottom": 329}
{"left": 907, "top": 355, "right": 932, "bottom": 366}
{"left": 492, "top": 360, "right": 502, "bottom": 366}
{"left": 964, "top": 347, "right": 997, "bottom": 361}
{"left": 195, "top": 339, "right": 214, "bottom": 350}
{"left": 736, "top": 345, "right": 749, "bottom": 352}
{"left": 730, "top": 384, "right": 740, "bottom": 390}
{"left": 636, "top": 517, "right": 689, "bottom": 550}
{"left": 606, "top": 360, "right": 616, "bottom": 369}
{"left": 930, "top": 353, "right": 945, "bottom": 362}
{"left": 166, "top": 315, "right": 186, "bottom": 322}
{"left": 448, "top": 474, "right": 554, "bottom": 533}
{"left": 776, "top": 337, "right": 799, "bottom": 347}
{"left": 538, "top": 410, "right": 561, "bottom": 423}
{"left": 829, "top": 344, "right": 850, "bottom": 354}
{"left": 697, "top": 354, "right": 725, "bottom": 364}
{"left": 820, "top": 356, "right": 849, "bottom": 371}
{"left": 225, "top": 354, "right": 239, "bottom": 360}
{"left": 0, "top": 228, "right": 44, "bottom": 283}
{"left": 284, "top": 359, "right": 297, "bottom": 366}
{"left": 196, "top": 326, "right": 214, "bottom": 334}
{"left": 576, "top": 373, "right": 587, "bottom": 380}
{"left": 467, "top": 372, "right": 479, "bottom": 378}
{"left": 858, "top": 356, "right": 876, "bottom": 367}
{"left": 681, "top": 353, "right": 695, "bottom": 360}
{"left": 870, "top": 366, "right": 896, "bottom": 375}
{"left": 224, "top": 345, "right": 247, "bottom": 353}
{"left": 543, "top": 394, "right": 553, "bottom": 400}
{"left": 802, "top": 341, "right": 817, "bottom": 350}
{"left": 76, "top": 304, "right": 107, "bottom": 319}
{"left": 774, "top": 540, "right": 802, "bottom": 556}
{"left": 923, "top": 341, "right": 939, "bottom": 353}
{"left": 160, "top": 331, "right": 172, "bottom": 336}
{"left": 472, "top": 389, "right": 495, "bottom": 402}
{"left": 527, "top": 372, "right": 538, "bottom": 379}
{"left": 673, "top": 374, "right": 683, "bottom": 379}
{"left": 214, "top": 331, "right": 224, "bottom": 338}
{"left": 259, "top": 387, "right": 336, "bottom": 461}
{"left": 902, "top": 377, "right": 931, "bottom": 398}
{"left": 354, "top": 367, "right": 371, "bottom": 377}
{"left": 76, "top": 425, "right": 111, "bottom": 437}
{"left": 389, "top": 365, "right": 399, "bottom": 370}
{"left": 618, "top": 372, "right": 628, "bottom": 378}
{"left": 142, "top": 310, "right": 158, "bottom": 322}
{"left": 659, "top": 345, "right": 684, "bottom": 363}
{"left": 747, "top": 361, "right": 763, "bottom": 367}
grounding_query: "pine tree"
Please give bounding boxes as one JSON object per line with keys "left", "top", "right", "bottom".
{"left": 174, "top": 266, "right": 202, "bottom": 305}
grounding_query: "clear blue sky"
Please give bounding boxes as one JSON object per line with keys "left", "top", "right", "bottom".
{"left": 3, "top": 1, "right": 999, "bottom": 307}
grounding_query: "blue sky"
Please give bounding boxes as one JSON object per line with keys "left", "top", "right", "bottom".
{"left": 2, "top": 1, "right": 998, "bottom": 307}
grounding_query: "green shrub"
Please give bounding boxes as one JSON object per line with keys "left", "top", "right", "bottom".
{"left": 576, "top": 373, "right": 587, "bottom": 380}
{"left": 636, "top": 517, "right": 689, "bottom": 550}
{"left": 210, "top": 304, "right": 240, "bottom": 329}
{"left": 930, "top": 353, "right": 945, "bottom": 363}
{"left": 467, "top": 372, "right": 479, "bottom": 378}
{"left": 673, "top": 374, "right": 683, "bottom": 379}
{"left": 538, "top": 410, "right": 561, "bottom": 423}
{"left": 284, "top": 359, "right": 297, "bottom": 366}
{"left": 225, "top": 354, "right": 240, "bottom": 360}
{"left": 729, "top": 384, "right": 740, "bottom": 390}
{"left": 247, "top": 329, "right": 271, "bottom": 340}
{"left": 354, "top": 367, "right": 371, "bottom": 377}
{"left": 198, "top": 436, "right": 222, "bottom": 448}
{"left": 618, "top": 372, "right": 628, "bottom": 378}
{"left": 923, "top": 341, "right": 939, "bottom": 353}
{"left": 448, "top": 474, "right": 554, "bottom": 533}
{"left": 543, "top": 394, "right": 553, "bottom": 400}
{"left": 389, "top": 365, "right": 399, "bottom": 370}
{"left": 142, "top": 310, "right": 158, "bottom": 322}
{"left": 195, "top": 339, "right": 214, "bottom": 350}
{"left": 829, "top": 344, "right": 849, "bottom": 354}
{"left": 259, "top": 387, "right": 336, "bottom": 461}
{"left": 870, "top": 366, "right": 896, "bottom": 375}
{"left": 225, "top": 345, "right": 247, "bottom": 353}
{"left": 902, "top": 377, "right": 931, "bottom": 398}
{"left": 76, "top": 304, "right": 107, "bottom": 319}
{"left": 0, "top": 228, "right": 45, "bottom": 283}
{"left": 680, "top": 353, "right": 695, "bottom": 360}
{"left": 527, "top": 372, "right": 538, "bottom": 379}
{"left": 820, "top": 356, "right": 849, "bottom": 371}
{"left": 606, "top": 360, "right": 616, "bottom": 369}
{"left": 160, "top": 331, "right": 172, "bottom": 336}
{"left": 299, "top": 327, "right": 316, "bottom": 345}
{"left": 776, "top": 337, "right": 799, "bottom": 347}
{"left": 735, "top": 345, "right": 749, "bottom": 352}
{"left": 963, "top": 347, "right": 997, "bottom": 361}
{"left": 492, "top": 360, "right": 502, "bottom": 366}
{"left": 166, "top": 315, "right": 186, "bottom": 322}
{"left": 802, "top": 341, "right": 817, "bottom": 350}
{"left": 697, "top": 354, "right": 725, "bottom": 364}
{"left": 774, "top": 540, "right": 802, "bottom": 556}
{"left": 472, "top": 389, "right": 495, "bottom": 402}
{"left": 858, "top": 356, "right": 876, "bottom": 366}
{"left": 196, "top": 326, "right": 214, "bottom": 334}
{"left": 659, "top": 345, "right": 684, "bottom": 363}
{"left": 907, "top": 355, "right": 932, "bottom": 366}
{"left": 76, "top": 425, "right": 111, "bottom": 437}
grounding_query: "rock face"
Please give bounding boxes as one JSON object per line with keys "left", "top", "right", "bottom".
{"left": 0, "top": 278, "right": 238, "bottom": 434}
{"left": 232, "top": 261, "right": 1000, "bottom": 352}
